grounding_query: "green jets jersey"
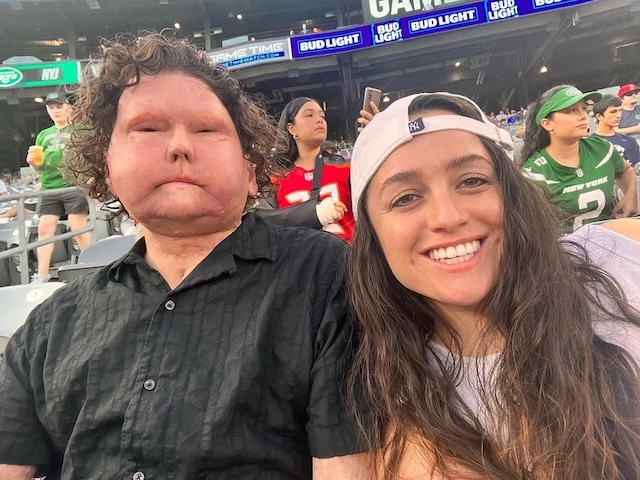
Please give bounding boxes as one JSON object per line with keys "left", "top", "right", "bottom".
{"left": 35, "top": 124, "right": 74, "bottom": 190}
{"left": 522, "top": 137, "right": 624, "bottom": 232}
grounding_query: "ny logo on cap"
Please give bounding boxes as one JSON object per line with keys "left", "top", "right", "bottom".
{"left": 408, "top": 118, "right": 425, "bottom": 134}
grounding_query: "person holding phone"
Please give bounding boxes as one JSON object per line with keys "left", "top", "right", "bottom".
{"left": 358, "top": 87, "right": 382, "bottom": 132}
{"left": 276, "top": 97, "right": 355, "bottom": 242}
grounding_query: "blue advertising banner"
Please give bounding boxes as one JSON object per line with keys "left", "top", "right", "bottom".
{"left": 208, "top": 39, "right": 290, "bottom": 70}
{"left": 290, "top": 27, "right": 370, "bottom": 58}
{"left": 289, "top": 0, "right": 596, "bottom": 59}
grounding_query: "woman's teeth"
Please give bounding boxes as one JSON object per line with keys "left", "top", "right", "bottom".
{"left": 428, "top": 240, "right": 481, "bottom": 264}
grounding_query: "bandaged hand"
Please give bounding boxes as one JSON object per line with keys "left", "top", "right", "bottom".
{"left": 315, "top": 197, "right": 347, "bottom": 226}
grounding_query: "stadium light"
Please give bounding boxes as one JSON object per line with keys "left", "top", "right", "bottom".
{"left": 539, "top": 65, "right": 548, "bottom": 74}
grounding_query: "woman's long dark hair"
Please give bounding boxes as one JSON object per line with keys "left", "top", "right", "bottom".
{"left": 520, "top": 84, "right": 572, "bottom": 166}
{"left": 277, "top": 97, "right": 321, "bottom": 169}
{"left": 348, "top": 94, "right": 640, "bottom": 479}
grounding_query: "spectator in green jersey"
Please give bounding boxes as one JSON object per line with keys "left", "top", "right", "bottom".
{"left": 521, "top": 85, "right": 637, "bottom": 232}
{"left": 26, "top": 92, "right": 91, "bottom": 282}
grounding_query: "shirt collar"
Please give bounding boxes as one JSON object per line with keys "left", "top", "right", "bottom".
{"left": 108, "top": 213, "right": 280, "bottom": 288}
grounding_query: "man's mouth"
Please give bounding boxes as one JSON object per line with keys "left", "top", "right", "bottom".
{"left": 427, "top": 239, "right": 482, "bottom": 264}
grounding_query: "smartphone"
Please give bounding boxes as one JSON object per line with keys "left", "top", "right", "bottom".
{"left": 362, "top": 87, "right": 382, "bottom": 114}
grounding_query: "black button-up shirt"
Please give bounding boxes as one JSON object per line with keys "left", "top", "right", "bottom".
{"left": 0, "top": 214, "right": 363, "bottom": 479}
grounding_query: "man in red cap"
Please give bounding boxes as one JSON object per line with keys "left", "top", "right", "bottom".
{"left": 616, "top": 83, "right": 640, "bottom": 139}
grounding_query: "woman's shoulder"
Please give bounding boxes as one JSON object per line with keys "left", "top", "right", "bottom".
{"left": 580, "top": 135, "right": 614, "bottom": 152}
{"left": 322, "top": 162, "right": 351, "bottom": 177}
{"left": 382, "top": 430, "right": 487, "bottom": 480}
{"left": 522, "top": 149, "right": 547, "bottom": 169}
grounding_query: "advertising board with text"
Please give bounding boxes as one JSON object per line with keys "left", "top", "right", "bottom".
{"left": 290, "top": 0, "right": 595, "bottom": 58}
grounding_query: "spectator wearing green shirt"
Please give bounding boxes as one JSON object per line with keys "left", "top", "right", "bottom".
{"left": 26, "top": 92, "right": 90, "bottom": 282}
{"left": 521, "top": 85, "right": 637, "bottom": 232}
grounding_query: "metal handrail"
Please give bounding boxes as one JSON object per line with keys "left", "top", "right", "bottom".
{"left": 0, "top": 187, "right": 96, "bottom": 284}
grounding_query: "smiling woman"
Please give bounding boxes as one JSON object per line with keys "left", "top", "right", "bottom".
{"left": 348, "top": 92, "right": 640, "bottom": 479}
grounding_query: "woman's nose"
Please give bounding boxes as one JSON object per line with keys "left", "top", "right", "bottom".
{"left": 425, "top": 191, "right": 469, "bottom": 232}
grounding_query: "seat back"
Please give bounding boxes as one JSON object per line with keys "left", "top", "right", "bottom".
{"left": 0, "top": 282, "right": 66, "bottom": 360}
{"left": 79, "top": 235, "right": 136, "bottom": 264}
{"left": 57, "top": 235, "right": 136, "bottom": 282}
{"left": 27, "top": 223, "right": 75, "bottom": 265}
{"left": 0, "top": 240, "right": 20, "bottom": 287}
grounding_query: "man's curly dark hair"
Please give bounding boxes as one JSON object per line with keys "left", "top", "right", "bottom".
{"left": 67, "top": 32, "right": 282, "bottom": 215}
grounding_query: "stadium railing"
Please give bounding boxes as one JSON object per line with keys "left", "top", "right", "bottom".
{"left": 0, "top": 187, "right": 96, "bottom": 285}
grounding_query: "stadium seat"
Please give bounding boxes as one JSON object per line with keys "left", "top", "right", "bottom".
{"left": 0, "top": 281, "right": 66, "bottom": 360}
{"left": 57, "top": 234, "right": 136, "bottom": 282}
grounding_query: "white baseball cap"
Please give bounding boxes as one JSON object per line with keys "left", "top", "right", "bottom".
{"left": 350, "top": 92, "right": 514, "bottom": 219}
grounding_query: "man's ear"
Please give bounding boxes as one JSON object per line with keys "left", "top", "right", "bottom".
{"left": 104, "top": 151, "right": 116, "bottom": 196}
{"left": 246, "top": 161, "right": 258, "bottom": 199}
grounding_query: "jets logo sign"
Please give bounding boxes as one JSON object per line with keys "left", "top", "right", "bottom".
{"left": 0, "top": 66, "right": 23, "bottom": 88}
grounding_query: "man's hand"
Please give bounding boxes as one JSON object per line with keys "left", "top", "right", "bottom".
{"left": 357, "top": 102, "right": 381, "bottom": 132}
{"left": 25, "top": 148, "right": 42, "bottom": 171}
{"left": 0, "top": 464, "right": 37, "bottom": 480}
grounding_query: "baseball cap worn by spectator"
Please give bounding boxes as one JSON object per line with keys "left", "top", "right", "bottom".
{"left": 350, "top": 92, "right": 514, "bottom": 220}
{"left": 44, "top": 92, "right": 69, "bottom": 104}
{"left": 534, "top": 86, "right": 602, "bottom": 125}
{"left": 617, "top": 84, "right": 640, "bottom": 98}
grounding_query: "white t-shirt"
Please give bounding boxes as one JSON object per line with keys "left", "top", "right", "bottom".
{"left": 428, "top": 224, "right": 640, "bottom": 431}
{"left": 0, "top": 180, "right": 7, "bottom": 195}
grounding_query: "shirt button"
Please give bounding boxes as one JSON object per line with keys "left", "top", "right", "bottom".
{"left": 132, "top": 472, "right": 145, "bottom": 480}
{"left": 143, "top": 379, "right": 156, "bottom": 391}
{"left": 165, "top": 299, "right": 175, "bottom": 310}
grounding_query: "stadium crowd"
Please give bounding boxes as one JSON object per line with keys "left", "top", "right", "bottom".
{"left": 0, "top": 31, "right": 638, "bottom": 480}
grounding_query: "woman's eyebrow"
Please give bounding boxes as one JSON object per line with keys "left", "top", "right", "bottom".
{"left": 445, "top": 154, "right": 490, "bottom": 172}
{"left": 379, "top": 169, "right": 422, "bottom": 195}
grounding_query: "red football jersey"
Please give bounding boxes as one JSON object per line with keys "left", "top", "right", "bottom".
{"left": 276, "top": 163, "right": 355, "bottom": 242}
